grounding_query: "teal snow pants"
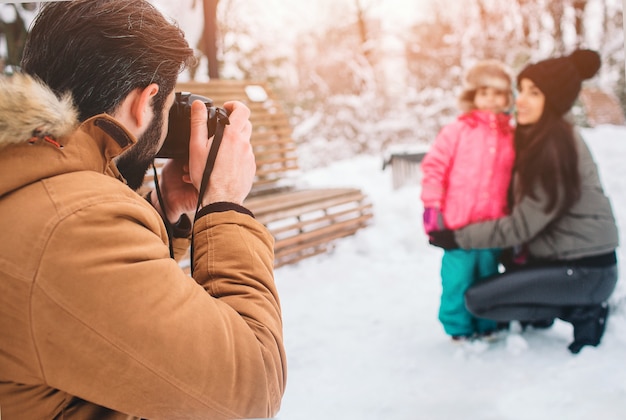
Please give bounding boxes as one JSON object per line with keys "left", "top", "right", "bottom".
{"left": 439, "top": 249, "right": 500, "bottom": 336}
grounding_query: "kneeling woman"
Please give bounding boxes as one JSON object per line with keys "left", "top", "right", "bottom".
{"left": 429, "top": 49, "right": 619, "bottom": 354}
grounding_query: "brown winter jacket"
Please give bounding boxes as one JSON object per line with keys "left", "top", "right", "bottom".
{"left": 0, "top": 74, "right": 286, "bottom": 419}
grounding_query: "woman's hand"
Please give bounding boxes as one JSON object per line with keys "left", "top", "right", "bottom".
{"left": 428, "top": 229, "right": 459, "bottom": 250}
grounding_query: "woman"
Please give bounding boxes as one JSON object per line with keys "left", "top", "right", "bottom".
{"left": 429, "top": 49, "right": 619, "bottom": 354}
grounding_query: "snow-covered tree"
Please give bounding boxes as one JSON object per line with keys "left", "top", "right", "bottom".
{"left": 0, "top": 3, "right": 38, "bottom": 72}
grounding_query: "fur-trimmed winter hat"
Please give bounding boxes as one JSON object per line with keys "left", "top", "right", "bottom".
{"left": 517, "top": 49, "right": 601, "bottom": 116}
{"left": 458, "top": 60, "right": 513, "bottom": 112}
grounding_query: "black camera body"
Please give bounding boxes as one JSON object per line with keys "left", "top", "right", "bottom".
{"left": 155, "top": 92, "right": 229, "bottom": 159}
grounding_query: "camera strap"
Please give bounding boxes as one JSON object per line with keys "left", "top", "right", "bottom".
{"left": 152, "top": 111, "right": 230, "bottom": 273}
{"left": 195, "top": 118, "right": 226, "bottom": 215}
{"left": 150, "top": 167, "right": 175, "bottom": 259}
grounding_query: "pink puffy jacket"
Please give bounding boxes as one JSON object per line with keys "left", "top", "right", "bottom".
{"left": 420, "top": 110, "right": 515, "bottom": 230}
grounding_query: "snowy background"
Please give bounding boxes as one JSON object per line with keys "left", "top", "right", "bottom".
{"left": 2, "top": 2, "right": 623, "bottom": 419}
{"left": 273, "top": 124, "right": 626, "bottom": 420}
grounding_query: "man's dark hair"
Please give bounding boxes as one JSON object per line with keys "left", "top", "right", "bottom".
{"left": 21, "top": 0, "right": 195, "bottom": 121}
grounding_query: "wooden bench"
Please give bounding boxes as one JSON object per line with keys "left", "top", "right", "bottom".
{"left": 578, "top": 87, "right": 626, "bottom": 127}
{"left": 148, "top": 79, "right": 373, "bottom": 268}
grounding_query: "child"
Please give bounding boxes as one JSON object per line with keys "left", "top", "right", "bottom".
{"left": 420, "top": 60, "right": 515, "bottom": 342}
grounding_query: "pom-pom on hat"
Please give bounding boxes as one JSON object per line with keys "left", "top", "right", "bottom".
{"left": 517, "top": 49, "right": 601, "bottom": 116}
{"left": 458, "top": 59, "right": 513, "bottom": 112}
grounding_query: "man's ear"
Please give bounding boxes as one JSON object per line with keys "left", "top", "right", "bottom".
{"left": 133, "top": 83, "right": 160, "bottom": 129}
{"left": 112, "top": 83, "right": 160, "bottom": 135}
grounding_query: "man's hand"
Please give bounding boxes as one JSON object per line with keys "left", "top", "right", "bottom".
{"left": 188, "top": 100, "right": 254, "bottom": 206}
{"left": 150, "top": 100, "right": 254, "bottom": 223}
{"left": 428, "top": 229, "right": 459, "bottom": 250}
{"left": 155, "top": 159, "right": 198, "bottom": 223}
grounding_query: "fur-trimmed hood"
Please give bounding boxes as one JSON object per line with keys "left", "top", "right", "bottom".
{"left": 0, "top": 73, "right": 137, "bottom": 199}
{"left": 0, "top": 73, "right": 78, "bottom": 147}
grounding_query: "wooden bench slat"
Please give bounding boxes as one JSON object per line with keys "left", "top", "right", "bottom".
{"left": 252, "top": 144, "right": 297, "bottom": 154}
{"left": 275, "top": 213, "right": 373, "bottom": 249}
{"left": 253, "top": 128, "right": 293, "bottom": 136}
{"left": 274, "top": 249, "right": 327, "bottom": 268}
{"left": 257, "top": 198, "right": 369, "bottom": 224}
{"left": 246, "top": 188, "right": 367, "bottom": 222}
{"left": 254, "top": 166, "right": 299, "bottom": 179}
{"left": 270, "top": 203, "right": 374, "bottom": 236}
{"left": 256, "top": 159, "right": 298, "bottom": 169}
{"left": 254, "top": 195, "right": 369, "bottom": 220}
{"left": 273, "top": 214, "right": 373, "bottom": 267}
{"left": 252, "top": 139, "right": 296, "bottom": 149}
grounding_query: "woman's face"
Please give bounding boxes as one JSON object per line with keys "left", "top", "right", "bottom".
{"left": 515, "top": 78, "right": 545, "bottom": 125}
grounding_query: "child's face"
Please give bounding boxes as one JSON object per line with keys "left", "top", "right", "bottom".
{"left": 474, "top": 86, "right": 510, "bottom": 114}
{"left": 515, "top": 78, "right": 545, "bottom": 125}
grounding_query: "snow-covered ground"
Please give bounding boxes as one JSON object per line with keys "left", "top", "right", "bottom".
{"left": 274, "top": 124, "right": 626, "bottom": 420}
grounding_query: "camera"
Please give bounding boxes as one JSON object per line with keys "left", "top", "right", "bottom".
{"left": 155, "top": 92, "right": 230, "bottom": 159}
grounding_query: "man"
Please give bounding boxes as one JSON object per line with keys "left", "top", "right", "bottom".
{"left": 0, "top": 1, "right": 286, "bottom": 418}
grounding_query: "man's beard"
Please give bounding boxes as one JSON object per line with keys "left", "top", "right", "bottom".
{"left": 116, "top": 113, "right": 164, "bottom": 191}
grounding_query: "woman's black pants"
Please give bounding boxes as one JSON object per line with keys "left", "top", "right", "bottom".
{"left": 464, "top": 263, "right": 618, "bottom": 353}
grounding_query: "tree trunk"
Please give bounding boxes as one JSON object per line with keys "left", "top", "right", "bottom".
{"left": 354, "top": 0, "right": 371, "bottom": 63}
{"left": 573, "top": 0, "right": 587, "bottom": 47}
{"left": 548, "top": 1, "right": 565, "bottom": 53}
{"left": 0, "top": 4, "right": 28, "bottom": 69}
{"left": 515, "top": 0, "right": 533, "bottom": 48}
{"left": 202, "top": 0, "right": 219, "bottom": 79}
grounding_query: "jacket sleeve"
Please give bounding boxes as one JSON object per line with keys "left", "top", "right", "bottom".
{"left": 31, "top": 197, "right": 285, "bottom": 419}
{"left": 454, "top": 182, "right": 560, "bottom": 250}
{"left": 420, "top": 124, "right": 458, "bottom": 208}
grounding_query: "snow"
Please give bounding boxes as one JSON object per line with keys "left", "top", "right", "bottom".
{"left": 273, "top": 124, "right": 626, "bottom": 420}
{"left": 0, "top": 5, "right": 17, "bottom": 24}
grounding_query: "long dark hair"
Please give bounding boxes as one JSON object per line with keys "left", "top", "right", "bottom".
{"left": 21, "top": 0, "right": 195, "bottom": 121}
{"left": 513, "top": 108, "right": 581, "bottom": 217}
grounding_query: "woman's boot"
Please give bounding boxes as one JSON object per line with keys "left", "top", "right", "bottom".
{"left": 563, "top": 302, "right": 609, "bottom": 354}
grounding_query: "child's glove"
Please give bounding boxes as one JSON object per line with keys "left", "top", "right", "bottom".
{"left": 423, "top": 207, "right": 444, "bottom": 233}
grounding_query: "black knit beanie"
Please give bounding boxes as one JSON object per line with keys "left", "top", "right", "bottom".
{"left": 517, "top": 49, "right": 601, "bottom": 116}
